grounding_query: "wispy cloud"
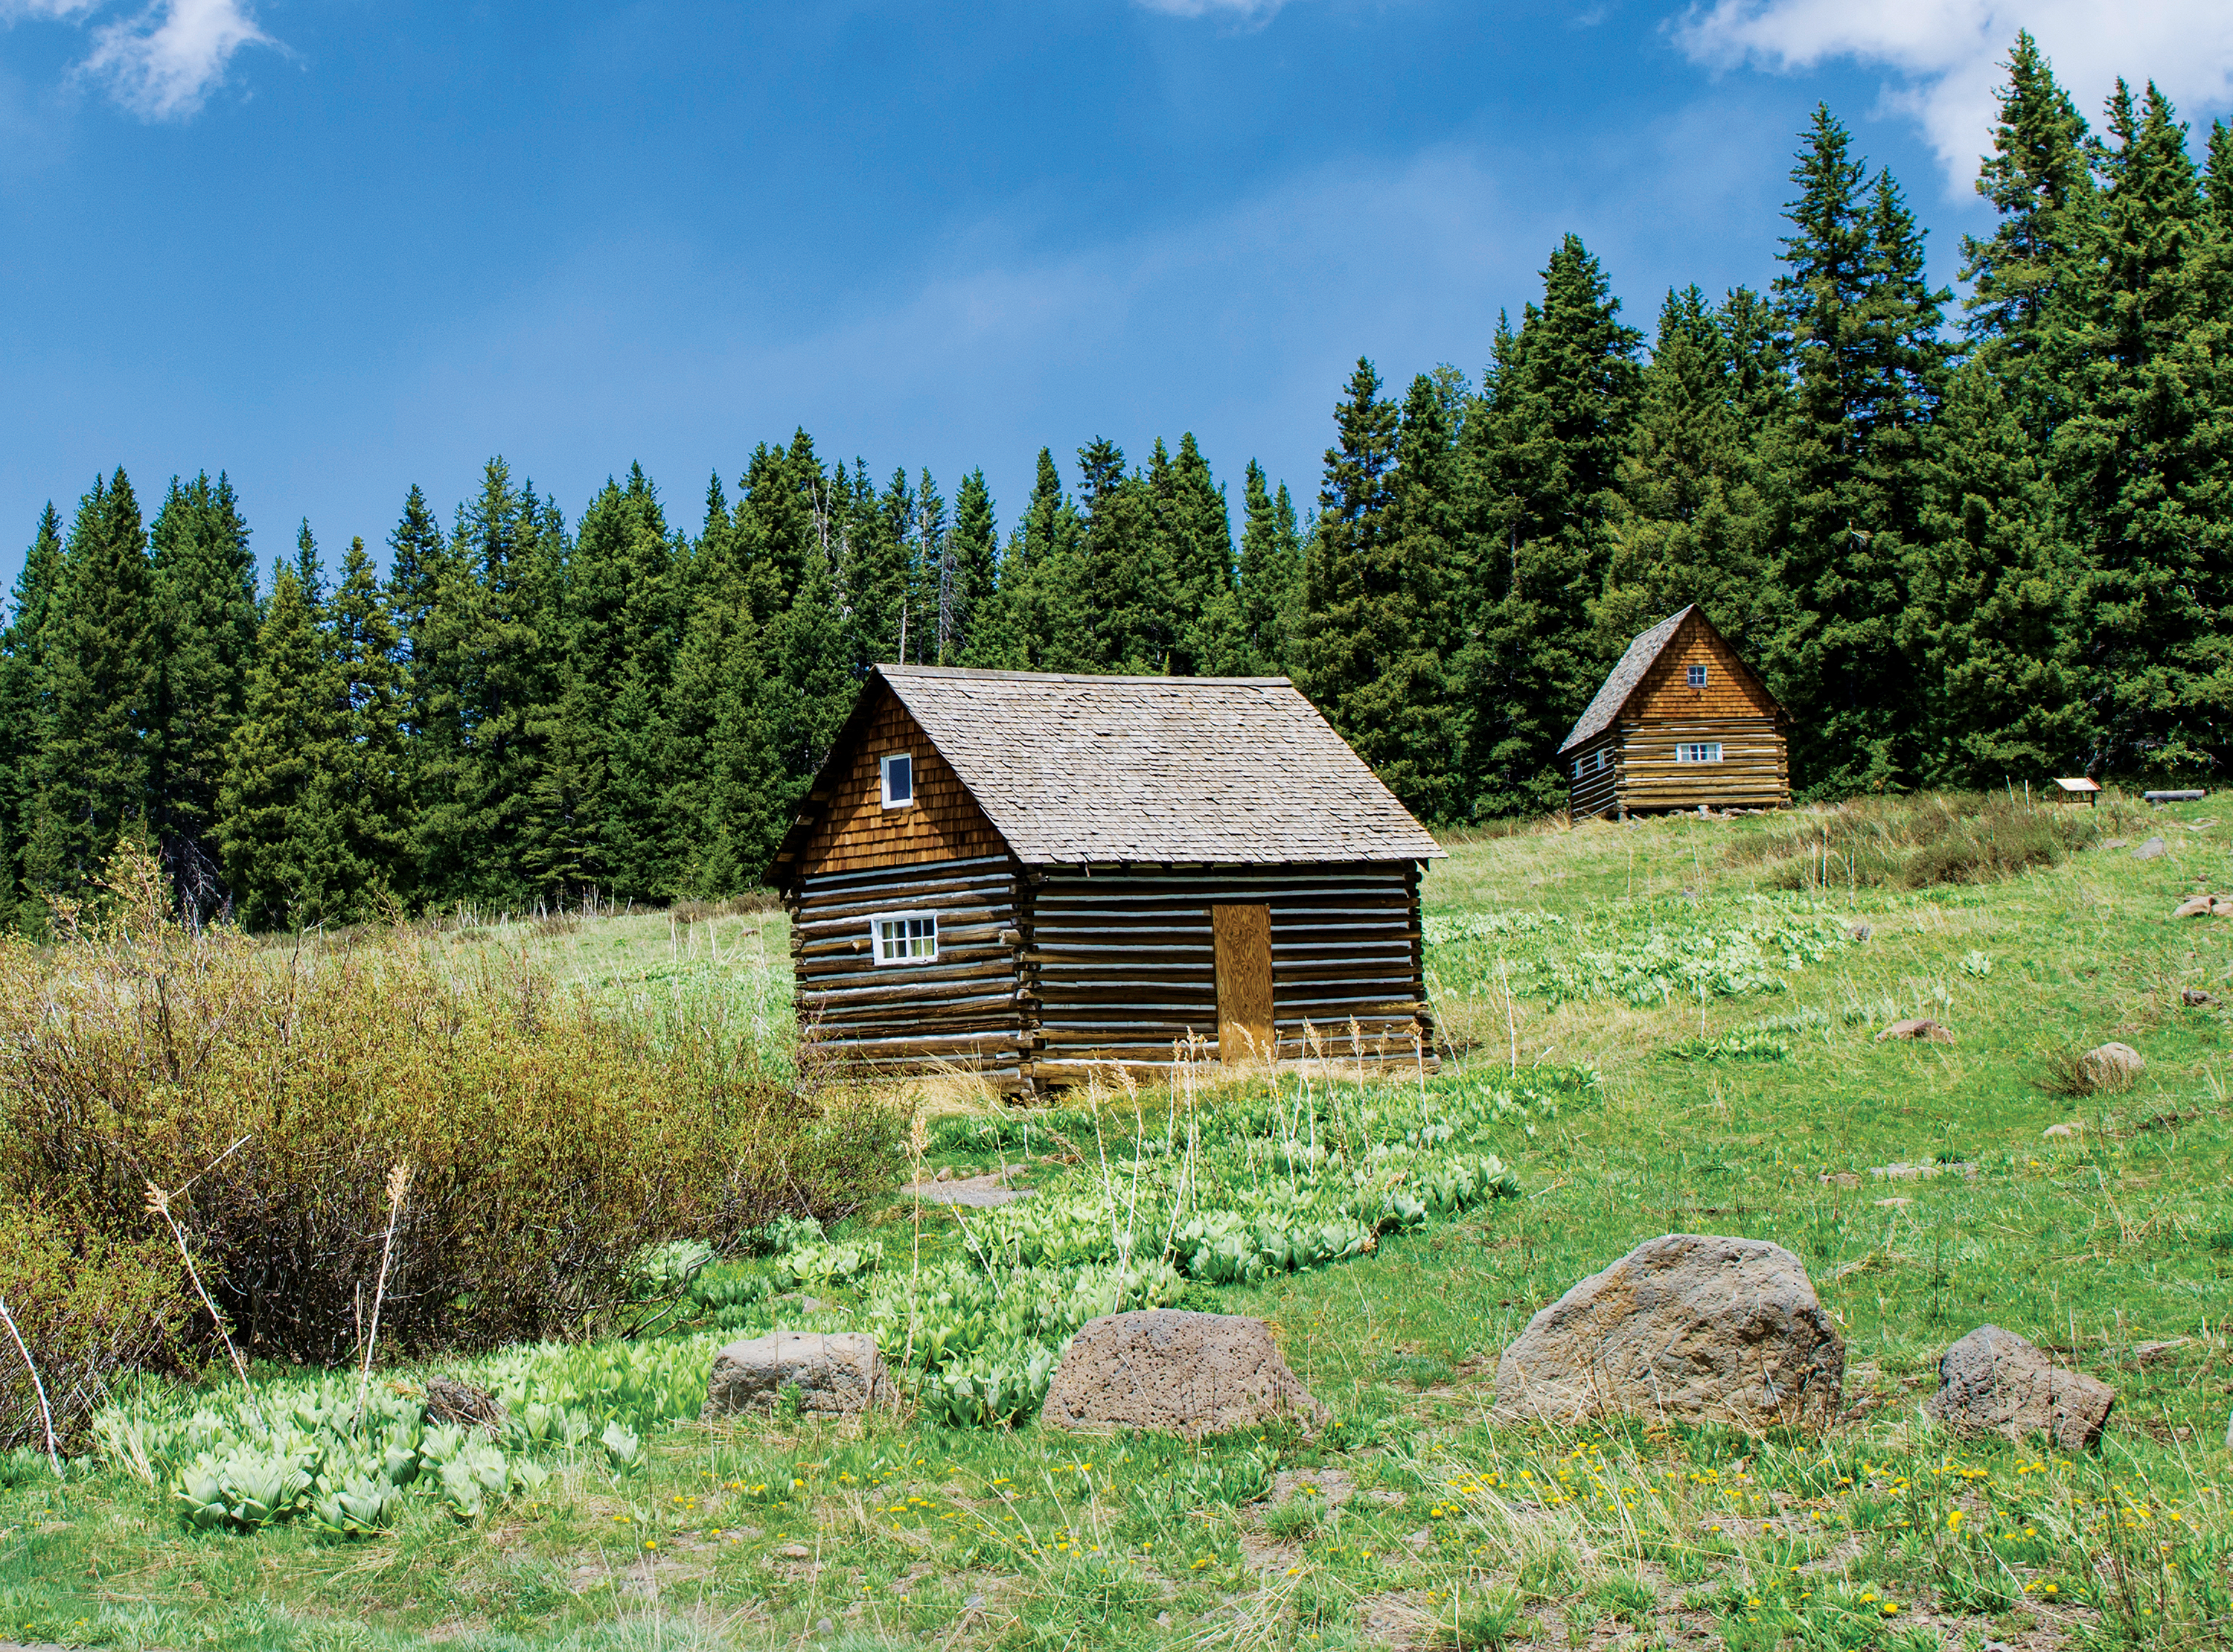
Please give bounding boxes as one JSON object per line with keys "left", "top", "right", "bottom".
{"left": 79, "top": 0, "right": 272, "bottom": 118}
{"left": 1672, "top": 0, "right": 2233, "bottom": 187}
{"left": 1132, "top": 0, "right": 1292, "bottom": 24}
{"left": 3, "top": 0, "right": 273, "bottom": 119}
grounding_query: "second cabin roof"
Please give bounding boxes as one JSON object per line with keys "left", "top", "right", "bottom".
{"left": 869, "top": 665, "right": 1445, "bottom": 868}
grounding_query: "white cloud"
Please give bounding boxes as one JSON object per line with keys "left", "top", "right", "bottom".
{"left": 0, "top": 0, "right": 100, "bottom": 17}
{"left": 1673, "top": 0, "right": 2233, "bottom": 186}
{"left": 77, "top": 0, "right": 272, "bottom": 118}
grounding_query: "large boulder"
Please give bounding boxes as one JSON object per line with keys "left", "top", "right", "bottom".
{"left": 1041, "top": 1310, "right": 1328, "bottom": 1438}
{"left": 704, "top": 1331, "right": 894, "bottom": 1418}
{"left": 1924, "top": 1325, "right": 2114, "bottom": 1447}
{"left": 1492, "top": 1234, "right": 1844, "bottom": 1432}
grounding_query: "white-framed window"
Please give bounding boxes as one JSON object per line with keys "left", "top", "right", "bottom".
{"left": 1675, "top": 742, "right": 1723, "bottom": 763}
{"left": 869, "top": 912, "right": 938, "bottom": 964}
{"left": 1687, "top": 664, "right": 1708, "bottom": 688}
{"left": 879, "top": 752, "right": 915, "bottom": 808}
{"left": 1597, "top": 749, "right": 1611, "bottom": 772}
{"left": 1574, "top": 758, "right": 1585, "bottom": 779}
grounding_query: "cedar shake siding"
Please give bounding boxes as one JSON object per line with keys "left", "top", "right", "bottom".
{"left": 768, "top": 667, "right": 1445, "bottom": 1094}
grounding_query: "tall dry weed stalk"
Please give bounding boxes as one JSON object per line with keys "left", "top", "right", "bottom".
{"left": 357, "top": 1160, "right": 414, "bottom": 1418}
{"left": 144, "top": 1176, "right": 264, "bottom": 1429}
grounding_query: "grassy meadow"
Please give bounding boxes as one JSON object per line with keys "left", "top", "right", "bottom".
{"left": 5, "top": 795, "right": 2233, "bottom": 1652}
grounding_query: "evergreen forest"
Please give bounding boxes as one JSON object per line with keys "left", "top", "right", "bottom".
{"left": 3, "top": 39, "right": 2230, "bottom": 933}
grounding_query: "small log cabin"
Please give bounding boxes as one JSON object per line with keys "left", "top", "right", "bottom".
{"left": 1559, "top": 606, "right": 1790, "bottom": 819}
{"left": 764, "top": 665, "right": 1445, "bottom": 1094}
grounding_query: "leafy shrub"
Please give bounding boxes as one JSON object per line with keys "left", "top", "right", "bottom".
{"left": 0, "top": 1204, "right": 191, "bottom": 1452}
{"left": 0, "top": 849, "right": 898, "bottom": 1368}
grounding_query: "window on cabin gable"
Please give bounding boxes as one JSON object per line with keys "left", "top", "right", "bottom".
{"left": 1687, "top": 664, "right": 1708, "bottom": 688}
{"left": 880, "top": 752, "right": 914, "bottom": 807}
{"left": 1675, "top": 742, "right": 1723, "bottom": 763}
{"left": 869, "top": 912, "right": 938, "bottom": 963}
{"left": 1597, "top": 749, "right": 1611, "bottom": 772}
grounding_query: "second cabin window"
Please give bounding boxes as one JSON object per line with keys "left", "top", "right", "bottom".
{"left": 870, "top": 912, "right": 938, "bottom": 964}
{"left": 1675, "top": 742, "right": 1723, "bottom": 763}
{"left": 1687, "top": 664, "right": 1708, "bottom": 688}
{"left": 880, "top": 752, "right": 914, "bottom": 808}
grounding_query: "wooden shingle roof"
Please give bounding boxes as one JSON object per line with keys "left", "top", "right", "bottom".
{"left": 1557, "top": 605, "right": 1696, "bottom": 755}
{"left": 781, "top": 665, "right": 1443, "bottom": 876}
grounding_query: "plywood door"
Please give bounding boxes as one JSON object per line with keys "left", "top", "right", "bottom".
{"left": 1211, "top": 903, "right": 1275, "bottom": 1065}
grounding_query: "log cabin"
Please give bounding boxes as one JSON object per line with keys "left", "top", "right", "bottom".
{"left": 1559, "top": 606, "right": 1790, "bottom": 819}
{"left": 764, "top": 665, "right": 1445, "bottom": 1094}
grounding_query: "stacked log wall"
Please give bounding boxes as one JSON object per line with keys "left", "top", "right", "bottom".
{"left": 1021, "top": 862, "right": 1432, "bottom": 1086}
{"left": 1565, "top": 729, "right": 1620, "bottom": 820}
{"left": 1616, "top": 717, "right": 1789, "bottom": 812}
{"left": 788, "top": 854, "right": 1025, "bottom": 1081}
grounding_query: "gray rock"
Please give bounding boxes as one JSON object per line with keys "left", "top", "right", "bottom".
{"left": 2080, "top": 1042, "right": 2144, "bottom": 1085}
{"left": 1491, "top": 1234, "right": 1843, "bottom": 1433}
{"left": 2174, "top": 895, "right": 2215, "bottom": 918}
{"left": 1876, "top": 1017, "right": 1955, "bottom": 1044}
{"left": 1923, "top": 1325, "right": 2115, "bottom": 1447}
{"left": 2133, "top": 837, "right": 2167, "bottom": 860}
{"left": 2183, "top": 989, "right": 2219, "bottom": 1007}
{"left": 1040, "top": 1310, "right": 1328, "bottom": 1438}
{"left": 704, "top": 1331, "right": 894, "bottom": 1417}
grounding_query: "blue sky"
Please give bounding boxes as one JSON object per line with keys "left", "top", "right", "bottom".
{"left": 2, "top": 0, "right": 2227, "bottom": 595}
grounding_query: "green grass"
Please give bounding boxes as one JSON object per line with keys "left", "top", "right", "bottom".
{"left": 7, "top": 796, "right": 2233, "bottom": 1651}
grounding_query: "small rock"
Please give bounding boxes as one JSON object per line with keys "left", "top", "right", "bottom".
{"left": 2080, "top": 1042, "right": 2144, "bottom": 1085}
{"left": 1926, "top": 1325, "right": 2115, "bottom": 1447}
{"left": 2042, "top": 1121, "right": 2080, "bottom": 1139}
{"left": 1849, "top": 922, "right": 1873, "bottom": 943}
{"left": 933, "top": 1165, "right": 951, "bottom": 1182}
{"left": 2212, "top": 899, "right": 2233, "bottom": 917}
{"left": 1041, "top": 1310, "right": 1327, "bottom": 1437}
{"left": 1873, "top": 1197, "right": 1913, "bottom": 1208}
{"left": 1403, "top": 1528, "right": 1432, "bottom": 1553}
{"left": 778, "top": 1543, "right": 813, "bottom": 1559}
{"left": 814, "top": 1618, "right": 834, "bottom": 1636}
{"left": 1492, "top": 1234, "right": 1843, "bottom": 1432}
{"left": 1157, "top": 1611, "right": 1172, "bottom": 1625}
{"left": 1876, "top": 1018, "right": 1954, "bottom": 1044}
{"left": 2131, "top": 1338, "right": 2188, "bottom": 1366}
{"left": 2174, "top": 895, "right": 2215, "bottom": 918}
{"left": 2103, "top": 837, "right": 2130, "bottom": 849}
{"left": 1818, "top": 1171, "right": 1859, "bottom": 1188}
{"left": 2184, "top": 988, "right": 2219, "bottom": 1007}
{"left": 2133, "top": 837, "right": 2167, "bottom": 860}
{"left": 705, "top": 1331, "right": 895, "bottom": 1417}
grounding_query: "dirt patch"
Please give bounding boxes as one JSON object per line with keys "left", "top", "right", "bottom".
{"left": 904, "top": 1174, "right": 1035, "bottom": 1208}
{"left": 1272, "top": 1467, "right": 1355, "bottom": 1506}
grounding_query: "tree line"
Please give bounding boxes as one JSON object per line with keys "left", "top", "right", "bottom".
{"left": 1, "top": 35, "right": 2227, "bottom": 932}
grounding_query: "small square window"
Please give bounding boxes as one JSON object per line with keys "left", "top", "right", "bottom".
{"left": 880, "top": 752, "right": 914, "bottom": 808}
{"left": 1687, "top": 664, "right": 1708, "bottom": 688}
{"left": 869, "top": 912, "right": 938, "bottom": 964}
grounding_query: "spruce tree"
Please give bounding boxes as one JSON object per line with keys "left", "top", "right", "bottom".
{"left": 1236, "top": 461, "right": 1303, "bottom": 675}
{"left": 25, "top": 470, "right": 157, "bottom": 900}
{"left": 1959, "top": 32, "right": 2093, "bottom": 364}
{"left": 979, "top": 449, "right": 1082, "bottom": 670}
{"left": 1903, "top": 361, "right": 2080, "bottom": 783}
{"left": 216, "top": 562, "right": 349, "bottom": 929}
{"left": 2055, "top": 82, "right": 2232, "bottom": 775}
{"left": 330, "top": 537, "right": 410, "bottom": 907}
{"left": 1162, "top": 433, "right": 1247, "bottom": 676}
{"left": 1071, "top": 438, "right": 1170, "bottom": 673}
{"left": 1599, "top": 287, "right": 1772, "bottom": 650}
{"left": 946, "top": 468, "right": 998, "bottom": 666}
{"left": 147, "top": 473, "right": 258, "bottom": 920}
{"left": 0, "top": 506, "right": 65, "bottom": 929}
{"left": 1294, "top": 360, "right": 1400, "bottom": 755}
{"left": 1457, "top": 236, "right": 1642, "bottom": 816}
{"left": 1763, "top": 107, "right": 1950, "bottom": 793}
